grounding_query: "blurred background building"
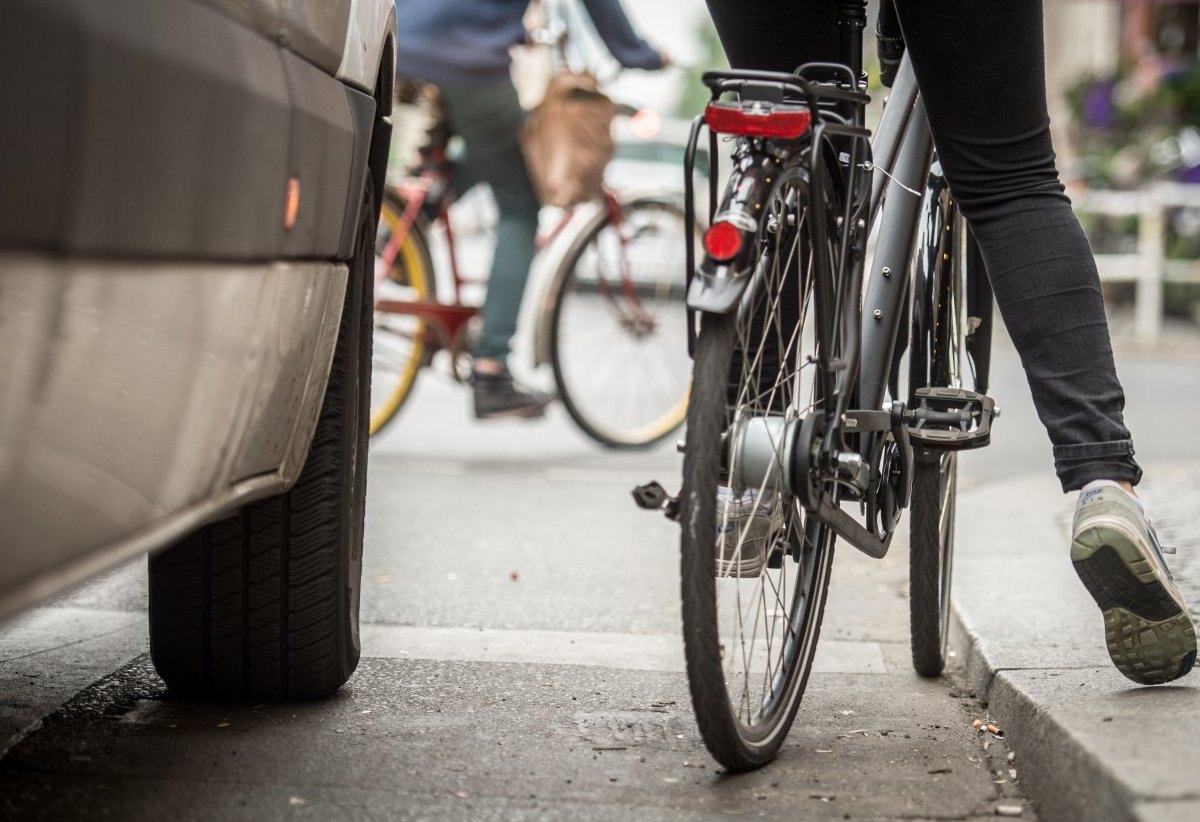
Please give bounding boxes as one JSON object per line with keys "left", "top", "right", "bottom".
{"left": 1045, "top": 0, "right": 1200, "bottom": 339}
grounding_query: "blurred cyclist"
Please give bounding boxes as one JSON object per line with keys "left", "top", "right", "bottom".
{"left": 395, "top": 0, "right": 666, "bottom": 419}
{"left": 704, "top": 0, "right": 1195, "bottom": 685}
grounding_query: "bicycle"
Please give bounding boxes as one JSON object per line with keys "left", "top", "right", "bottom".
{"left": 634, "top": 0, "right": 997, "bottom": 770}
{"left": 371, "top": 88, "right": 697, "bottom": 449}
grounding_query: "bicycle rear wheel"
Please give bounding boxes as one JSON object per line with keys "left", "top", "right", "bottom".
{"left": 371, "top": 194, "right": 435, "bottom": 435}
{"left": 549, "top": 198, "right": 694, "bottom": 449}
{"left": 680, "top": 179, "right": 835, "bottom": 771}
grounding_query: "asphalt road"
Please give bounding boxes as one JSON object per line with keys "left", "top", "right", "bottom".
{"left": 2, "top": 325, "right": 1194, "bottom": 820}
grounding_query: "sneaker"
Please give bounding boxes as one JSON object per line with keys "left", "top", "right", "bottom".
{"left": 472, "top": 366, "right": 553, "bottom": 420}
{"left": 1071, "top": 481, "right": 1197, "bottom": 685}
{"left": 715, "top": 487, "right": 784, "bottom": 578}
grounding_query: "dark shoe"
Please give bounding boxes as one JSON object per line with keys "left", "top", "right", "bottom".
{"left": 1071, "top": 481, "right": 1197, "bottom": 685}
{"left": 472, "top": 367, "right": 553, "bottom": 420}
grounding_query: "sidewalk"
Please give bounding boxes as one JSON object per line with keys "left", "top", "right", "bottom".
{"left": 954, "top": 464, "right": 1200, "bottom": 822}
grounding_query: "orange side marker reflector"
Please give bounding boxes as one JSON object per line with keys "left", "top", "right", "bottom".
{"left": 284, "top": 177, "right": 301, "bottom": 230}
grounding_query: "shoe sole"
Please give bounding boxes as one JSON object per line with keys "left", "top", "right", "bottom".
{"left": 1071, "top": 517, "right": 1197, "bottom": 685}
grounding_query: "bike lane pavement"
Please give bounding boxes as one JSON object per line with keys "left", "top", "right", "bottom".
{"left": 0, "top": 377, "right": 1037, "bottom": 820}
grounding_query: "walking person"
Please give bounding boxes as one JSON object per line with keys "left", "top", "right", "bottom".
{"left": 394, "top": 0, "right": 667, "bottom": 419}
{"left": 703, "top": 0, "right": 1195, "bottom": 684}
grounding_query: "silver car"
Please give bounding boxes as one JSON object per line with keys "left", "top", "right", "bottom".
{"left": 0, "top": 0, "right": 396, "bottom": 698}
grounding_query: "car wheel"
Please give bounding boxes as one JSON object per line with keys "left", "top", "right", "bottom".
{"left": 147, "top": 181, "right": 374, "bottom": 699}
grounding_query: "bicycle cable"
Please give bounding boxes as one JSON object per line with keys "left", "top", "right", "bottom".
{"left": 870, "top": 162, "right": 922, "bottom": 197}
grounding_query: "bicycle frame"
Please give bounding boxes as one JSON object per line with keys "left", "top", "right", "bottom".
{"left": 681, "top": 51, "right": 987, "bottom": 560}
{"left": 374, "top": 169, "right": 603, "bottom": 362}
{"left": 375, "top": 164, "right": 665, "bottom": 379}
{"left": 374, "top": 171, "right": 478, "bottom": 357}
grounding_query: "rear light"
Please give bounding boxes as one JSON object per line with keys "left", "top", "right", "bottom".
{"left": 704, "top": 221, "right": 743, "bottom": 262}
{"left": 704, "top": 101, "right": 812, "bottom": 139}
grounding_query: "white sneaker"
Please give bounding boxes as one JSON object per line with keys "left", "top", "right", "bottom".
{"left": 715, "top": 487, "right": 784, "bottom": 578}
{"left": 1071, "top": 481, "right": 1196, "bottom": 685}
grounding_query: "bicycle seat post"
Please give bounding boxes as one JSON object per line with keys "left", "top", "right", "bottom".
{"left": 836, "top": 0, "right": 869, "bottom": 90}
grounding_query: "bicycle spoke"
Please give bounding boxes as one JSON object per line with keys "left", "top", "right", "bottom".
{"left": 705, "top": 170, "right": 836, "bottom": 739}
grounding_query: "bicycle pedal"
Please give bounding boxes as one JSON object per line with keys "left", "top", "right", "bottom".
{"left": 906, "top": 387, "right": 996, "bottom": 451}
{"left": 632, "top": 481, "right": 680, "bottom": 521}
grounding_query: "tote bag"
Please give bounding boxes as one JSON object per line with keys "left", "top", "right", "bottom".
{"left": 520, "top": 71, "right": 616, "bottom": 208}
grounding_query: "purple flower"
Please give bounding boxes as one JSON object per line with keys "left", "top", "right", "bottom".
{"left": 1083, "top": 79, "right": 1117, "bottom": 129}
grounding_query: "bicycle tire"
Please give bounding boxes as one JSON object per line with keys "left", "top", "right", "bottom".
{"left": 680, "top": 178, "right": 836, "bottom": 770}
{"left": 909, "top": 451, "right": 957, "bottom": 676}
{"left": 549, "top": 198, "right": 694, "bottom": 449}
{"left": 908, "top": 190, "right": 967, "bottom": 677}
{"left": 370, "top": 193, "right": 436, "bottom": 435}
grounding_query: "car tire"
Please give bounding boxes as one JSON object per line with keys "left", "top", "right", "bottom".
{"left": 147, "top": 181, "right": 375, "bottom": 699}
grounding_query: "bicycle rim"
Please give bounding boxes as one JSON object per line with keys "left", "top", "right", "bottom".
{"left": 370, "top": 197, "right": 433, "bottom": 435}
{"left": 550, "top": 201, "right": 694, "bottom": 449}
{"left": 680, "top": 190, "right": 835, "bottom": 770}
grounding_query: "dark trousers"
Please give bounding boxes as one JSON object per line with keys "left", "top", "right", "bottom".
{"left": 705, "top": 0, "right": 1141, "bottom": 491}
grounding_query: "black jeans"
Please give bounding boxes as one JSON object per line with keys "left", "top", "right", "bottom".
{"left": 705, "top": 0, "right": 1142, "bottom": 491}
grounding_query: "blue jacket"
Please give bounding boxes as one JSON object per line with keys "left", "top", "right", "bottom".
{"left": 394, "top": 0, "right": 661, "bottom": 87}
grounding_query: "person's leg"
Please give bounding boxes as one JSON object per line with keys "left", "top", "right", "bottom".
{"left": 894, "top": 0, "right": 1192, "bottom": 685}
{"left": 439, "top": 81, "right": 551, "bottom": 419}
{"left": 705, "top": 0, "right": 840, "bottom": 72}
{"left": 439, "top": 80, "right": 540, "bottom": 365}
{"left": 893, "top": 0, "right": 1139, "bottom": 492}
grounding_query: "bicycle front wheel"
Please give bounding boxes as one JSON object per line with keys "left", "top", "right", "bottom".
{"left": 908, "top": 189, "right": 972, "bottom": 677}
{"left": 371, "top": 194, "right": 435, "bottom": 435}
{"left": 549, "top": 198, "right": 695, "bottom": 449}
{"left": 679, "top": 183, "right": 835, "bottom": 771}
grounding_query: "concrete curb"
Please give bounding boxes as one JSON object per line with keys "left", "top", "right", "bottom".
{"left": 948, "top": 613, "right": 1146, "bottom": 822}
{"left": 951, "top": 468, "right": 1200, "bottom": 822}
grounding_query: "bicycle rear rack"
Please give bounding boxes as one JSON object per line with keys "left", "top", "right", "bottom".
{"left": 682, "top": 65, "right": 873, "bottom": 358}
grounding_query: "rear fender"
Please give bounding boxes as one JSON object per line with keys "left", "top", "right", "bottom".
{"left": 686, "top": 148, "right": 777, "bottom": 315}
{"left": 529, "top": 194, "right": 688, "bottom": 368}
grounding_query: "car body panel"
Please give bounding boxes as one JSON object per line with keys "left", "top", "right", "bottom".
{"left": 0, "top": 0, "right": 371, "bottom": 261}
{"left": 0, "top": 255, "right": 347, "bottom": 619}
{"left": 194, "top": 0, "right": 394, "bottom": 101}
{"left": 337, "top": 0, "right": 396, "bottom": 99}
{"left": 194, "top": 0, "right": 351, "bottom": 77}
{"left": 0, "top": 0, "right": 388, "bottom": 621}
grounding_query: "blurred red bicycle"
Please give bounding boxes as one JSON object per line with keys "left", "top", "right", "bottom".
{"left": 370, "top": 99, "right": 698, "bottom": 448}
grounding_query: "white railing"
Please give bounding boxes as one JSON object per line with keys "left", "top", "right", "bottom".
{"left": 1073, "top": 182, "right": 1200, "bottom": 343}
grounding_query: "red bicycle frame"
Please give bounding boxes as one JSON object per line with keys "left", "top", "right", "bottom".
{"left": 374, "top": 165, "right": 656, "bottom": 371}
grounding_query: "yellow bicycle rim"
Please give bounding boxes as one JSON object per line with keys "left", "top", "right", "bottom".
{"left": 370, "top": 201, "right": 431, "bottom": 435}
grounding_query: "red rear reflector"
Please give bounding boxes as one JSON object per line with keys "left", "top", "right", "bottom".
{"left": 704, "top": 221, "right": 743, "bottom": 261}
{"left": 704, "top": 101, "right": 811, "bottom": 139}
